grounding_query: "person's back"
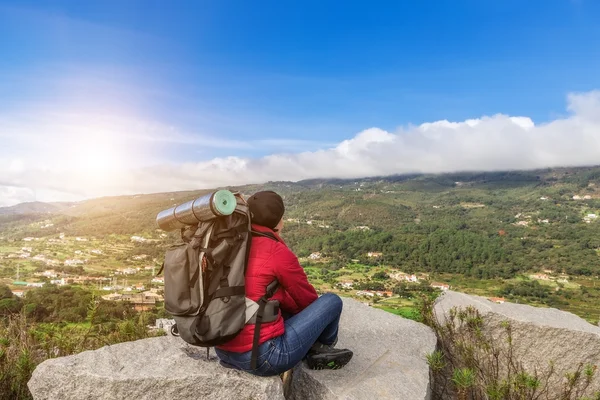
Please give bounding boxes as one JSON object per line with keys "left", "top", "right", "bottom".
{"left": 215, "top": 191, "right": 353, "bottom": 375}
{"left": 217, "top": 222, "right": 317, "bottom": 352}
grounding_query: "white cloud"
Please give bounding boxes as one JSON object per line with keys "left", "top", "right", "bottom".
{"left": 2, "top": 91, "right": 600, "bottom": 207}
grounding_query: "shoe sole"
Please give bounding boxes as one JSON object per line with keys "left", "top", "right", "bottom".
{"left": 306, "top": 350, "right": 353, "bottom": 370}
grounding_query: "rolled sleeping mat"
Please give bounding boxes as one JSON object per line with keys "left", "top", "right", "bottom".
{"left": 156, "top": 190, "right": 237, "bottom": 231}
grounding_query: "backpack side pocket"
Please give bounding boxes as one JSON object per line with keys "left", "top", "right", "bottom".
{"left": 164, "top": 243, "right": 200, "bottom": 315}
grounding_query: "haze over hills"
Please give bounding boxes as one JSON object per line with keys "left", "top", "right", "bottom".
{"left": 1, "top": 165, "right": 599, "bottom": 230}
{"left": 0, "top": 201, "right": 73, "bottom": 216}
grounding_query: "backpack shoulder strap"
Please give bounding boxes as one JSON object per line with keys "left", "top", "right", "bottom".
{"left": 250, "top": 279, "right": 279, "bottom": 370}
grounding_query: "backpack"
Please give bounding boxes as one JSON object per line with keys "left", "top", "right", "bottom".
{"left": 159, "top": 192, "right": 279, "bottom": 369}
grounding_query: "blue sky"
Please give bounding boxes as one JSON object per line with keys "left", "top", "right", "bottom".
{"left": 1, "top": 0, "right": 600, "bottom": 205}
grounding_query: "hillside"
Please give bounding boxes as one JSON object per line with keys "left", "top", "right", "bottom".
{"left": 1, "top": 166, "right": 600, "bottom": 321}
{"left": 0, "top": 201, "right": 71, "bottom": 216}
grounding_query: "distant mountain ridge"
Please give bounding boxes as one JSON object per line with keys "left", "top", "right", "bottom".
{"left": 0, "top": 201, "right": 72, "bottom": 216}
{"left": 1, "top": 165, "right": 599, "bottom": 231}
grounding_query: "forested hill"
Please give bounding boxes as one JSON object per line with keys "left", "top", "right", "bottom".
{"left": 2, "top": 166, "right": 600, "bottom": 279}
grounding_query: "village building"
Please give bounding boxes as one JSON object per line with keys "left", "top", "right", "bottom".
{"left": 154, "top": 318, "right": 176, "bottom": 334}
{"left": 530, "top": 273, "right": 551, "bottom": 280}
{"left": 116, "top": 268, "right": 138, "bottom": 275}
{"left": 308, "top": 252, "right": 322, "bottom": 260}
{"left": 356, "top": 290, "right": 375, "bottom": 297}
{"left": 431, "top": 282, "right": 450, "bottom": 291}
{"left": 488, "top": 297, "right": 506, "bottom": 304}
{"left": 64, "top": 259, "right": 85, "bottom": 266}
{"left": 38, "top": 270, "right": 58, "bottom": 278}
{"left": 101, "top": 291, "right": 164, "bottom": 311}
{"left": 390, "top": 272, "right": 419, "bottom": 283}
{"left": 338, "top": 281, "right": 354, "bottom": 289}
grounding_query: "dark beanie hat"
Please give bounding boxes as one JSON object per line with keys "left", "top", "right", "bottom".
{"left": 248, "top": 191, "right": 285, "bottom": 229}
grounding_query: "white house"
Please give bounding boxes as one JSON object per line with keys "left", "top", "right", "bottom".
{"left": 117, "top": 268, "right": 137, "bottom": 275}
{"left": 64, "top": 259, "right": 85, "bottom": 266}
{"left": 356, "top": 290, "right": 375, "bottom": 297}
{"left": 308, "top": 252, "right": 322, "bottom": 260}
{"left": 41, "top": 270, "right": 58, "bottom": 278}
{"left": 155, "top": 319, "right": 176, "bottom": 334}
{"left": 431, "top": 283, "right": 450, "bottom": 291}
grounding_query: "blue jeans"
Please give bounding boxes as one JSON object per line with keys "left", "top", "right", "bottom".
{"left": 215, "top": 293, "right": 343, "bottom": 377}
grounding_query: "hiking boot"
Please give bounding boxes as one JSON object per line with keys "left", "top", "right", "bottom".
{"left": 305, "top": 343, "right": 353, "bottom": 370}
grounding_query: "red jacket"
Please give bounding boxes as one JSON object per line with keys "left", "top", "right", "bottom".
{"left": 217, "top": 224, "right": 318, "bottom": 353}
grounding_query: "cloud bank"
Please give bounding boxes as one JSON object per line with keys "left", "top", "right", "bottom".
{"left": 1, "top": 91, "right": 600, "bottom": 207}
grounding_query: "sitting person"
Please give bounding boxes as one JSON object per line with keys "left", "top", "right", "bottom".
{"left": 215, "top": 190, "right": 353, "bottom": 376}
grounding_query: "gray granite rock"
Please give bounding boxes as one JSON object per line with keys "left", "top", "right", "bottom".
{"left": 28, "top": 336, "right": 284, "bottom": 400}
{"left": 291, "top": 298, "right": 437, "bottom": 400}
{"left": 28, "top": 297, "right": 436, "bottom": 400}
{"left": 434, "top": 290, "right": 600, "bottom": 395}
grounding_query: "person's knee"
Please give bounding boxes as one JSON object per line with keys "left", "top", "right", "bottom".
{"left": 321, "top": 292, "right": 343, "bottom": 313}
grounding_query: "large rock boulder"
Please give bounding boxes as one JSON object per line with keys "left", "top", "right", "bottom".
{"left": 28, "top": 336, "right": 285, "bottom": 400}
{"left": 291, "top": 298, "right": 437, "bottom": 400}
{"left": 434, "top": 290, "right": 600, "bottom": 395}
{"left": 28, "top": 297, "right": 436, "bottom": 400}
